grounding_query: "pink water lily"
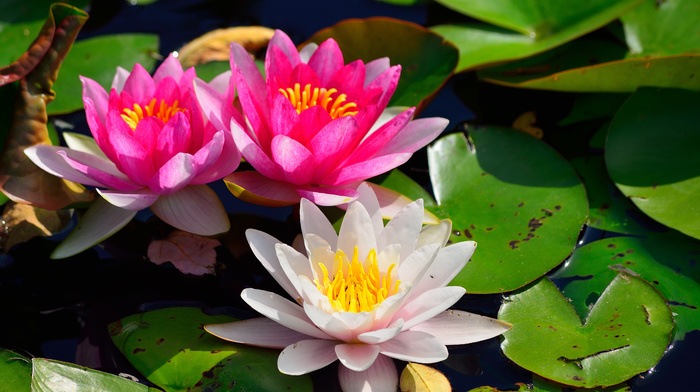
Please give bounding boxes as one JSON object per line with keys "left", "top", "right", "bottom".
{"left": 196, "top": 29, "right": 448, "bottom": 207}
{"left": 206, "top": 184, "right": 511, "bottom": 392}
{"left": 25, "top": 55, "right": 239, "bottom": 257}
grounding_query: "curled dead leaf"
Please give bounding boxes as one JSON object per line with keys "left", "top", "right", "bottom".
{"left": 1, "top": 201, "right": 71, "bottom": 252}
{"left": 512, "top": 111, "right": 543, "bottom": 139}
{"left": 400, "top": 362, "right": 452, "bottom": 392}
{"left": 147, "top": 230, "right": 221, "bottom": 275}
{"left": 177, "top": 26, "right": 275, "bottom": 67}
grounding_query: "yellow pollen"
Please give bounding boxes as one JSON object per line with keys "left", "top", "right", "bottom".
{"left": 120, "top": 98, "right": 187, "bottom": 130}
{"left": 279, "top": 83, "right": 358, "bottom": 119}
{"left": 314, "top": 247, "right": 401, "bottom": 313}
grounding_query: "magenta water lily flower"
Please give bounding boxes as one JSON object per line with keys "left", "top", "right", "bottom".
{"left": 206, "top": 184, "right": 511, "bottom": 392}
{"left": 197, "top": 29, "right": 448, "bottom": 207}
{"left": 25, "top": 55, "right": 240, "bottom": 257}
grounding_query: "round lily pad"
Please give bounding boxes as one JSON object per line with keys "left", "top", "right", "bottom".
{"left": 426, "top": 130, "right": 588, "bottom": 293}
{"left": 499, "top": 274, "right": 673, "bottom": 388}
{"left": 0, "top": 348, "right": 31, "bottom": 392}
{"left": 31, "top": 359, "right": 155, "bottom": 392}
{"left": 621, "top": 0, "right": 700, "bottom": 57}
{"left": 606, "top": 87, "right": 700, "bottom": 239}
{"left": 109, "top": 307, "right": 312, "bottom": 392}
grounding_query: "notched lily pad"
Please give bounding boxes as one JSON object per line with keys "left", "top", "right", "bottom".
{"left": 499, "top": 274, "right": 674, "bottom": 388}
{"left": 31, "top": 358, "right": 155, "bottom": 392}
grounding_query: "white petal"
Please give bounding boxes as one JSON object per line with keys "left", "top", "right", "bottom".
{"left": 366, "top": 182, "right": 440, "bottom": 224}
{"left": 209, "top": 70, "right": 232, "bottom": 94}
{"left": 338, "top": 201, "right": 376, "bottom": 262}
{"left": 304, "top": 233, "right": 335, "bottom": 281}
{"left": 111, "top": 66, "right": 130, "bottom": 92}
{"left": 150, "top": 184, "right": 229, "bottom": 236}
{"left": 302, "top": 300, "right": 353, "bottom": 342}
{"left": 376, "top": 244, "right": 400, "bottom": 275}
{"left": 409, "top": 310, "right": 512, "bottom": 346}
{"left": 51, "top": 198, "right": 136, "bottom": 259}
{"left": 378, "top": 199, "right": 423, "bottom": 261}
{"left": 298, "top": 42, "right": 318, "bottom": 63}
{"left": 358, "top": 319, "right": 404, "bottom": 344}
{"left": 62, "top": 132, "right": 108, "bottom": 160}
{"left": 365, "top": 107, "right": 407, "bottom": 140}
{"left": 364, "top": 57, "right": 390, "bottom": 87}
{"left": 276, "top": 243, "right": 313, "bottom": 298}
{"left": 394, "top": 286, "right": 466, "bottom": 330}
{"left": 299, "top": 276, "right": 334, "bottom": 313}
{"left": 205, "top": 318, "right": 312, "bottom": 349}
{"left": 300, "top": 198, "right": 338, "bottom": 250}
{"left": 335, "top": 344, "right": 380, "bottom": 371}
{"left": 372, "top": 285, "right": 410, "bottom": 329}
{"left": 278, "top": 339, "right": 338, "bottom": 375}
{"left": 335, "top": 311, "right": 374, "bottom": 337}
{"left": 355, "top": 183, "right": 384, "bottom": 238}
{"left": 396, "top": 243, "right": 440, "bottom": 284}
{"left": 241, "top": 288, "right": 331, "bottom": 340}
{"left": 97, "top": 189, "right": 158, "bottom": 210}
{"left": 246, "top": 229, "right": 300, "bottom": 301}
{"left": 416, "top": 220, "right": 451, "bottom": 249}
{"left": 408, "top": 241, "right": 476, "bottom": 301}
{"left": 338, "top": 353, "right": 397, "bottom": 392}
{"left": 379, "top": 331, "right": 448, "bottom": 363}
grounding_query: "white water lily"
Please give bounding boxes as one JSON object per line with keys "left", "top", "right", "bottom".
{"left": 206, "top": 183, "right": 511, "bottom": 392}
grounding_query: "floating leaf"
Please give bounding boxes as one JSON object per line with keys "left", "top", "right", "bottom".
{"left": 110, "top": 307, "right": 312, "bottom": 392}
{"left": 425, "top": 130, "right": 587, "bottom": 293}
{"left": 178, "top": 26, "right": 274, "bottom": 68}
{"left": 606, "top": 88, "right": 700, "bottom": 239}
{"left": 557, "top": 93, "right": 629, "bottom": 126}
{"left": 0, "top": 3, "right": 94, "bottom": 209}
{"left": 532, "top": 375, "right": 630, "bottom": 392}
{"left": 1, "top": 202, "right": 71, "bottom": 251}
{"left": 621, "top": 0, "right": 700, "bottom": 57}
{"left": 499, "top": 274, "right": 673, "bottom": 388}
{"left": 48, "top": 33, "right": 160, "bottom": 115}
{"left": 31, "top": 358, "right": 154, "bottom": 392}
{"left": 431, "top": 0, "right": 643, "bottom": 72}
{"left": 400, "top": 363, "right": 452, "bottom": 392}
{"left": 466, "top": 384, "right": 530, "bottom": 392}
{"left": 0, "top": 348, "right": 31, "bottom": 392}
{"left": 551, "top": 236, "right": 700, "bottom": 340}
{"left": 147, "top": 231, "right": 220, "bottom": 276}
{"left": 306, "top": 17, "right": 458, "bottom": 111}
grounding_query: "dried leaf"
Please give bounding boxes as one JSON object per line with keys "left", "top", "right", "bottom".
{"left": 400, "top": 363, "right": 452, "bottom": 392}
{"left": 1, "top": 201, "right": 71, "bottom": 252}
{"left": 512, "top": 111, "right": 543, "bottom": 139}
{"left": 177, "top": 26, "right": 275, "bottom": 67}
{"left": 147, "top": 231, "right": 220, "bottom": 275}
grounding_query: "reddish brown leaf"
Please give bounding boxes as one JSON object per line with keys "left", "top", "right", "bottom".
{"left": 147, "top": 231, "right": 221, "bottom": 275}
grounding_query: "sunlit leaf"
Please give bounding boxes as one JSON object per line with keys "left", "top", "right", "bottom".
{"left": 31, "top": 358, "right": 154, "bottom": 392}
{"left": 147, "top": 231, "right": 220, "bottom": 276}
{"left": 0, "top": 348, "right": 31, "bottom": 392}
{"left": 499, "top": 274, "right": 673, "bottom": 388}
{"left": 400, "top": 363, "right": 452, "bottom": 392}
{"left": 621, "top": 0, "right": 700, "bottom": 57}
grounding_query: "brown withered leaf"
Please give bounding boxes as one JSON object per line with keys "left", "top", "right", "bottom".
{"left": 512, "top": 110, "right": 544, "bottom": 139}
{"left": 1, "top": 201, "right": 71, "bottom": 252}
{"left": 0, "top": 4, "right": 94, "bottom": 209}
{"left": 177, "top": 26, "right": 275, "bottom": 67}
{"left": 147, "top": 231, "right": 221, "bottom": 275}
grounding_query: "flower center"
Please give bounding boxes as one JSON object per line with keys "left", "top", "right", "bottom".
{"left": 120, "top": 98, "right": 187, "bottom": 130}
{"left": 314, "top": 247, "right": 400, "bottom": 313}
{"left": 279, "top": 83, "right": 358, "bottom": 119}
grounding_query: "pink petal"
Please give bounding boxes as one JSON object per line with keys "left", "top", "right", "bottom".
{"left": 357, "top": 319, "right": 404, "bottom": 345}
{"left": 308, "top": 38, "right": 345, "bottom": 86}
{"left": 241, "top": 288, "right": 331, "bottom": 340}
{"left": 205, "top": 318, "right": 312, "bottom": 349}
{"left": 154, "top": 112, "right": 192, "bottom": 168}
{"left": 57, "top": 149, "right": 141, "bottom": 191}
{"left": 366, "top": 65, "right": 401, "bottom": 110}
{"left": 377, "top": 198, "right": 423, "bottom": 261}
{"left": 153, "top": 76, "right": 180, "bottom": 105}
{"left": 24, "top": 145, "right": 119, "bottom": 189}
{"left": 379, "top": 331, "right": 448, "bottom": 363}
{"left": 410, "top": 310, "right": 512, "bottom": 346}
{"left": 278, "top": 339, "right": 338, "bottom": 376}
{"left": 291, "top": 105, "right": 332, "bottom": 145}
{"left": 270, "top": 94, "right": 300, "bottom": 138}
{"left": 224, "top": 171, "right": 300, "bottom": 207}
{"left": 82, "top": 97, "right": 116, "bottom": 162}
{"left": 364, "top": 57, "right": 390, "bottom": 87}
{"left": 230, "top": 42, "right": 270, "bottom": 135}
{"left": 269, "top": 30, "right": 301, "bottom": 68}
{"left": 393, "top": 286, "right": 466, "bottom": 330}
{"left": 193, "top": 78, "right": 227, "bottom": 131}
{"left": 230, "top": 119, "right": 284, "bottom": 181}
{"left": 111, "top": 67, "right": 130, "bottom": 92}
{"left": 375, "top": 117, "right": 449, "bottom": 157}
{"left": 345, "top": 108, "right": 414, "bottom": 165}
{"left": 338, "top": 354, "right": 397, "bottom": 392}
{"left": 132, "top": 117, "right": 162, "bottom": 156}
{"left": 107, "top": 120, "right": 156, "bottom": 186}
{"left": 288, "top": 62, "right": 321, "bottom": 90}
{"left": 153, "top": 53, "right": 184, "bottom": 85}
{"left": 322, "top": 153, "right": 411, "bottom": 186}
{"left": 80, "top": 76, "right": 108, "bottom": 125}
{"left": 97, "top": 188, "right": 158, "bottom": 210}
{"left": 335, "top": 343, "right": 380, "bottom": 372}
{"left": 300, "top": 198, "right": 338, "bottom": 250}
{"left": 265, "top": 45, "right": 294, "bottom": 94}
{"left": 149, "top": 184, "right": 229, "bottom": 235}
{"left": 337, "top": 200, "right": 377, "bottom": 260}
{"left": 296, "top": 186, "right": 359, "bottom": 207}
{"left": 271, "top": 135, "right": 316, "bottom": 185}
{"left": 51, "top": 198, "right": 137, "bottom": 259}
{"left": 309, "top": 115, "right": 360, "bottom": 180}
{"left": 148, "top": 153, "right": 197, "bottom": 195}
{"left": 328, "top": 60, "right": 366, "bottom": 100}
{"left": 122, "top": 63, "right": 155, "bottom": 104}
{"left": 190, "top": 130, "right": 237, "bottom": 184}
{"left": 409, "top": 241, "right": 477, "bottom": 301}
{"left": 246, "top": 229, "right": 301, "bottom": 301}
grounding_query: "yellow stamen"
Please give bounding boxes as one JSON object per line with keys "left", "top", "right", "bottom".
{"left": 313, "top": 247, "right": 401, "bottom": 313}
{"left": 120, "top": 98, "right": 187, "bottom": 131}
{"left": 279, "top": 83, "right": 358, "bottom": 119}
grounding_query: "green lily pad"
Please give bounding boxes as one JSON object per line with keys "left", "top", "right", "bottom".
{"left": 606, "top": 88, "right": 700, "bottom": 239}
{"left": 499, "top": 274, "right": 673, "bottom": 388}
{"left": 558, "top": 93, "right": 629, "bottom": 126}
{"left": 431, "top": 0, "right": 642, "bottom": 72}
{"left": 48, "top": 33, "right": 160, "bottom": 115}
{"left": 305, "top": 17, "right": 458, "bottom": 111}
{"left": 424, "top": 130, "right": 587, "bottom": 293}
{"left": 532, "top": 375, "right": 630, "bottom": 392}
{"left": 0, "top": 348, "right": 31, "bottom": 392}
{"left": 110, "top": 306, "right": 312, "bottom": 392}
{"left": 550, "top": 236, "right": 700, "bottom": 340}
{"left": 621, "top": 0, "right": 700, "bottom": 57}
{"left": 31, "top": 358, "right": 157, "bottom": 391}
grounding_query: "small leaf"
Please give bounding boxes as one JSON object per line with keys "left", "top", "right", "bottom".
{"left": 400, "top": 363, "right": 452, "bottom": 392}
{"left": 178, "top": 26, "right": 274, "bottom": 68}
{"left": 31, "top": 358, "right": 153, "bottom": 392}
{"left": 147, "top": 230, "right": 220, "bottom": 275}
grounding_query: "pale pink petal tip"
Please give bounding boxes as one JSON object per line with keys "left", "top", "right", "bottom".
{"left": 150, "top": 184, "right": 230, "bottom": 236}
{"left": 278, "top": 339, "right": 338, "bottom": 376}
{"left": 204, "top": 318, "right": 313, "bottom": 349}
{"left": 338, "top": 354, "right": 398, "bottom": 392}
